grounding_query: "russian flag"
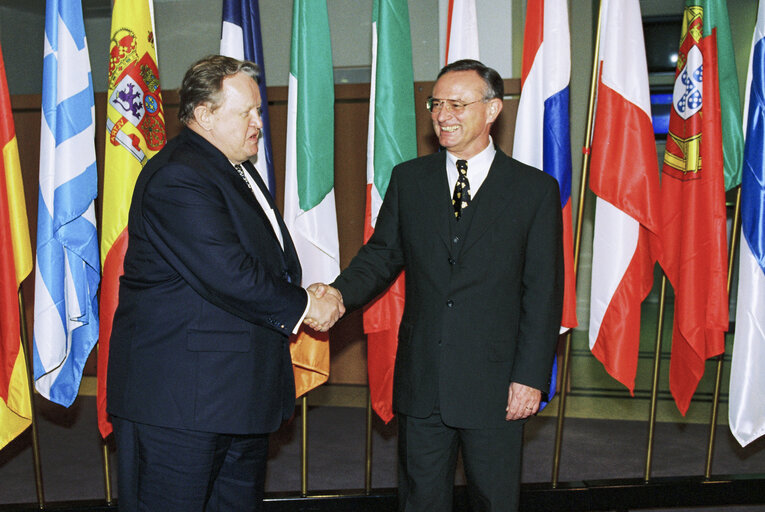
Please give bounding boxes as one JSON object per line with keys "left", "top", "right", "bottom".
{"left": 730, "top": 0, "right": 765, "bottom": 447}
{"left": 221, "top": 0, "right": 276, "bottom": 196}
{"left": 513, "top": 0, "right": 577, "bottom": 332}
{"left": 588, "top": 0, "right": 661, "bottom": 394}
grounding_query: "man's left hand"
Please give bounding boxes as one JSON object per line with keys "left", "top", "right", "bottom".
{"left": 505, "top": 382, "right": 541, "bottom": 421}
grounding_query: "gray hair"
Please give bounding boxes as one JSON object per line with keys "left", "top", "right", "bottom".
{"left": 437, "top": 59, "right": 504, "bottom": 100}
{"left": 178, "top": 55, "right": 260, "bottom": 126}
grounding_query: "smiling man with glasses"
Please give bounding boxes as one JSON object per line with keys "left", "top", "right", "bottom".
{"left": 312, "top": 59, "right": 564, "bottom": 512}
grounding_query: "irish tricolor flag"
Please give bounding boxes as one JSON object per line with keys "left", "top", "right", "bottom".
{"left": 284, "top": 0, "right": 338, "bottom": 396}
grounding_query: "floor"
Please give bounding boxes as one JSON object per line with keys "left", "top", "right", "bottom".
{"left": 2, "top": 393, "right": 765, "bottom": 511}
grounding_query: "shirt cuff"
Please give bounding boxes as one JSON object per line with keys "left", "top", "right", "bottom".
{"left": 292, "top": 289, "right": 310, "bottom": 334}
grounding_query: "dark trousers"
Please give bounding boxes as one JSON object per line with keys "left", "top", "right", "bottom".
{"left": 112, "top": 416, "right": 269, "bottom": 512}
{"left": 397, "top": 411, "right": 524, "bottom": 512}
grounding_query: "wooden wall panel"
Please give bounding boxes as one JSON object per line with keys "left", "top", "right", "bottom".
{"left": 10, "top": 78, "right": 520, "bottom": 387}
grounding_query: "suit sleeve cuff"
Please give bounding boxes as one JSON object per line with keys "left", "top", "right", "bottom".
{"left": 292, "top": 289, "right": 310, "bottom": 334}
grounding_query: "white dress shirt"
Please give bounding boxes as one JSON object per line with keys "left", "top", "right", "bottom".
{"left": 446, "top": 137, "right": 497, "bottom": 197}
{"left": 234, "top": 161, "right": 309, "bottom": 332}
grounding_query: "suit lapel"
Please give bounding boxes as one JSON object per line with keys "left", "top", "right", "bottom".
{"left": 234, "top": 160, "right": 284, "bottom": 247}
{"left": 242, "top": 161, "right": 302, "bottom": 281}
{"left": 416, "top": 152, "right": 453, "bottom": 250}
{"left": 460, "top": 151, "right": 515, "bottom": 254}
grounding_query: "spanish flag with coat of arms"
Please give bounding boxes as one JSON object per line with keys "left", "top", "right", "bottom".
{"left": 97, "top": 0, "right": 166, "bottom": 438}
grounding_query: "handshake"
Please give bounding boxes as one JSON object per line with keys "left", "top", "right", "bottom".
{"left": 304, "top": 283, "right": 345, "bottom": 332}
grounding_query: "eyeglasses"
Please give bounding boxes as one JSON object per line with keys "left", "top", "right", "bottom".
{"left": 426, "top": 97, "right": 486, "bottom": 113}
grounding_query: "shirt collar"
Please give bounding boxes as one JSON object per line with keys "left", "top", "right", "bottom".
{"left": 446, "top": 137, "right": 496, "bottom": 171}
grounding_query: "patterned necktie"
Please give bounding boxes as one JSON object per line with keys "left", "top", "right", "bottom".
{"left": 234, "top": 163, "right": 253, "bottom": 191}
{"left": 452, "top": 159, "right": 471, "bottom": 220}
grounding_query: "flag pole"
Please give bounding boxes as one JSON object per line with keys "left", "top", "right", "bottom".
{"left": 551, "top": 0, "right": 603, "bottom": 488}
{"left": 365, "top": 392, "right": 373, "bottom": 494}
{"left": 705, "top": 188, "right": 742, "bottom": 478}
{"left": 301, "top": 395, "right": 308, "bottom": 497}
{"left": 644, "top": 274, "right": 667, "bottom": 481}
{"left": 102, "top": 439, "right": 113, "bottom": 504}
{"left": 18, "top": 288, "right": 45, "bottom": 507}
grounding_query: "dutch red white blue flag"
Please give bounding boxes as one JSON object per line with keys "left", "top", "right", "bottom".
{"left": 588, "top": 0, "right": 661, "bottom": 394}
{"left": 513, "top": 0, "right": 577, "bottom": 332}
{"left": 513, "top": 0, "right": 576, "bottom": 409}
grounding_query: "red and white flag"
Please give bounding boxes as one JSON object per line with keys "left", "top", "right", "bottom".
{"left": 444, "top": 0, "right": 479, "bottom": 64}
{"left": 588, "top": 0, "right": 661, "bottom": 393}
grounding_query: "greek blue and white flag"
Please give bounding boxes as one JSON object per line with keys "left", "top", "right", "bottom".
{"left": 33, "top": 0, "right": 100, "bottom": 407}
{"left": 220, "top": 0, "right": 276, "bottom": 196}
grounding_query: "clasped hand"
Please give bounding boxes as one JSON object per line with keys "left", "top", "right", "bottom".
{"left": 505, "top": 382, "right": 541, "bottom": 421}
{"left": 304, "top": 283, "right": 345, "bottom": 332}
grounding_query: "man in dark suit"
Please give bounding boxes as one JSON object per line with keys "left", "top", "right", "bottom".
{"left": 107, "top": 55, "right": 342, "bottom": 512}
{"left": 315, "top": 59, "right": 564, "bottom": 511}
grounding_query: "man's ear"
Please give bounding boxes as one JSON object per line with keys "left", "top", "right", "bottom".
{"left": 194, "top": 103, "right": 212, "bottom": 131}
{"left": 488, "top": 98, "right": 503, "bottom": 122}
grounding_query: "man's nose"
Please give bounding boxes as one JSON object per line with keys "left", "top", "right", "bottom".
{"left": 437, "top": 105, "right": 454, "bottom": 122}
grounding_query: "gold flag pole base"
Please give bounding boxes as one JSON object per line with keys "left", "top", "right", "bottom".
{"left": 551, "top": 0, "right": 605, "bottom": 488}
{"left": 645, "top": 276, "right": 668, "bottom": 482}
{"left": 705, "top": 187, "right": 742, "bottom": 479}
{"left": 364, "top": 391, "right": 373, "bottom": 495}
{"left": 301, "top": 395, "right": 308, "bottom": 498}
{"left": 19, "top": 288, "right": 45, "bottom": 508}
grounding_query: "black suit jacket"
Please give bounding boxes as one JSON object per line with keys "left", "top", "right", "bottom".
{"left": 333, "top": 149, "right": 564, "bottom": 429}
{"left": 107, "top": 128, "right": 307, "bottom": 435}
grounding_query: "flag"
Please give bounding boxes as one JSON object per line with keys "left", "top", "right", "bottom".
{"left": 513, "top": 0, "right": 576, "bottom": 331}
{"left": 362, "top": 0, "right": 417, "bottom": 423}
{"left": 588, "top": 0, "right": 661, "bottom": 394}
{"left": 729, "top": 0, "right": 765, "bottom": 447}
{"left": 0, "top": 42, "right": 33, "bottom": 450}
{"left": 220, "top": 0, "right": 276, "bottom": 196}
{"left": 97, "top": 0, "right": 166, "bottom": 437}
{"left": 33, "top": 0, "right": 100, "bottom": 408}
{"left": 284, "top": 0, "right": 338, "bottom": 397}
{"left": 511, "top": 0, "right": 575, "bottom": 410}
{"left": 444, "top": 0, "right": 479, "bottom": 64}
{"left": 659, "top": 0, "right": 741, "bottom": 415}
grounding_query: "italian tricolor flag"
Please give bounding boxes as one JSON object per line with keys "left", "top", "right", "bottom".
{"left": 362, "top": 0, "right": 417, "bottom": 423}
{"left": 284, "top": 0, "right": 339, "bottom": 396}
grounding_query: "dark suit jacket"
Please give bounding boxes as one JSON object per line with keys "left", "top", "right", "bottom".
{"left": 333, "top": 149, "right": 564, "bottom": 429}
{"left": 107, "top": 128, "right": 307, "bottom": 435}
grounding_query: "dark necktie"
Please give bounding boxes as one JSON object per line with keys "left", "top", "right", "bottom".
{"left": 452, "top": 159, "right": 471, "bottom": 220}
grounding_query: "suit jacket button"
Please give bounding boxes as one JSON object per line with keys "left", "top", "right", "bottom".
{"left": 448, "top": 258, "right": 455, "bottom": 265}
{"left": 452, "top": 236, "right": 460, "bottom": 244}
{"left": 446, "top": 300, "right": 454, "bottom": 307}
